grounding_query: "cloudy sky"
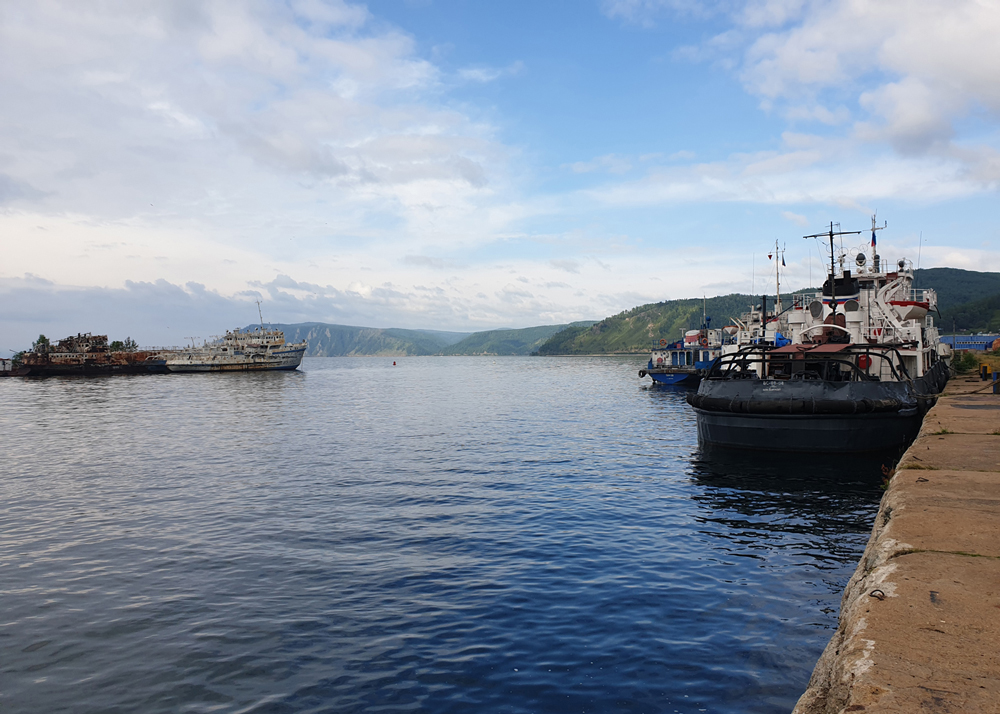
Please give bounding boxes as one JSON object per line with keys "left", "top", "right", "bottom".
{"left": 3, "top": 0, "right": 1000, "bottom": 349}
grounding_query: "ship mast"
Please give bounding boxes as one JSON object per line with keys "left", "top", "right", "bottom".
{"left": 803, "top": 222, "right": 862, "bottom": 321}
{"left": 870, "top": 213, "right": 886, "bottom": 270}
{"left": 773, "top": 239, "right": 784, "bottom": 314}
{"left": 256, "top": 299, "right": 265, "bottom": 330}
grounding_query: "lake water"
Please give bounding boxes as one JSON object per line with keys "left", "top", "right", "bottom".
{"left": 0, "top": 356, "right": 888, "bottom": 713}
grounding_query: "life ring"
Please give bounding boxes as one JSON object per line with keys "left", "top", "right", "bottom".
{"left": 858, "top": 355, "right": 872, "bottom": 370}
{"left": 699, "top": 337, "right": 708, "bottom": 347}
{"left": 659, "top": 339, "right": 667, "bottom": 347}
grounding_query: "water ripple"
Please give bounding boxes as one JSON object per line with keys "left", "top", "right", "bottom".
{"left": 0, "top": 357, "right": 883, "bottom": 713}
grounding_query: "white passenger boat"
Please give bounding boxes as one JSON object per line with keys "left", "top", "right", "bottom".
{"left": 165, "top": 326, "right": 307, "bottom": 373}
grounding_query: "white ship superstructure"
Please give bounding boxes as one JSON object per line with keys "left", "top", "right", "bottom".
{"left": 722, "top": 224, "right": 949, "bottom": 382}
{"left": 688, "top": 219, "right": 951, "bottom": 454}
{"left": 165, "top": 326, "right": 307, "bottom": 373}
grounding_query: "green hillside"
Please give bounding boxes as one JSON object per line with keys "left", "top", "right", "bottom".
{"left": 270, "top": 323, "right": 470, "bottom": 356}
{"left": 441, "top": 322, "right": 596, "bottom": 355}
{"left": 913, "top": 268, "right": 1000, "bottom": 310}
{"left": 939, "top": 293, "right": 1000, "bottom": 334}
{"left": 267, "top": 322, "right": 601, "bottom": 356}
{"left": 536, "top": 294, "right": 783, "bottom": 355}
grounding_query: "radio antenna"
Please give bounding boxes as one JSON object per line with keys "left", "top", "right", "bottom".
{"left": 803, "top": 222, "right": 863, "bottom": 321}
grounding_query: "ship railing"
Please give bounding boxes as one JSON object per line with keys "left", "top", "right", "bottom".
{"left": 706, "top": 344, "right": 910, "bottom": 383}
{"left": 789, "top": 293, "right": 813, "bottom": 309}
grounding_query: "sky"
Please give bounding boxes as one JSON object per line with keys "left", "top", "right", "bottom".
{"left": 3, "top": 0, "right": 1000, "bottom": 349}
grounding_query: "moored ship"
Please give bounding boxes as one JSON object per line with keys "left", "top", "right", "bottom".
{"left": 165, "top": 326, "right": 306, "bottom": 372}
{"left": 687, "top": 220, "right": 951, "bottom": 453}
{"left": 639, "top": 319, "right": 733, "bottom": 386}
{"left": 19, "top": 333, "right": 169, "bottom": 376}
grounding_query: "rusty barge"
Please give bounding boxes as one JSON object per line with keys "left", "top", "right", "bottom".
{"left": 15, "top": 333, "right": 172, "bottom": 376}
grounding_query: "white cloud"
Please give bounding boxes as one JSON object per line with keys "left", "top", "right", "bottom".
{"left": 580, "top": 132, "right": 992, "bottom": 209}
{"left": 619, "top": 0, "right": 1000, "bottom": 204}
{"left": 0, "top": 0, "right": 506, "bottom": 237}
{"left": 457, "top": 61, "right": 524, "bottom": 83}
{"left": 781, "top": 210, "right": 809, "bottom": 227}
{"left": 737, "top": 0, "right": 1000, "bottom": 154}
{"left": 549, "top": 259, "right": 581, "bottom": 274}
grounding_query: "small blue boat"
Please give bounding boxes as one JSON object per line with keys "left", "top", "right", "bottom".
{"left": 638, "top": 319, "right": 734, "bottom": 386}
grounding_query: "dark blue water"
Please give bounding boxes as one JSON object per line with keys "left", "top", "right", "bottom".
{"left": 0, "top": 357, "right": 886, "bottom": 713}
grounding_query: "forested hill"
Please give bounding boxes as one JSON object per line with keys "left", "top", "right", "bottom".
{"left": 536, "top": 268, "right": 1000, "bottom": 355}
{"left": 271, "top": 323, "right": 471, "bottom": 356}
{"left": 267, "top": 322, "right": 598, "bottom": 356}
{"left": 913, "top": 268, "right": 1000, "bottom": 310}
{"left": 536, "top": 294, "right": 778, "bottom": 355}
{"left": 939, "top": 294, "right": 1000, "bottom": 334}
{"left": 440, "top": 322, "right": 596, "bottom": 355}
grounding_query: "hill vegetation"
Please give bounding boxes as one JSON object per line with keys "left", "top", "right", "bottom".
{"left": 440, "top": 322, "right": 595, "bottom": 355}
{"left": 939, "top": 294, "right": 1000, "bottom": 334}
{"left": 268, "top": 322, "right": 596, "bottom": 356}
{"left": 272, "top": 323, "right": 471, "bottom": 356}
{"left": 913, "top": 268, "right": 1000, "bottom": 310}
{"left": 536, "top": 294, "right": 785, "bottom": 355}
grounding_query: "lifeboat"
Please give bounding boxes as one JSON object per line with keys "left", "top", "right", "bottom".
{"left": 888, "top": 300, "right": 929, "bottom": 321}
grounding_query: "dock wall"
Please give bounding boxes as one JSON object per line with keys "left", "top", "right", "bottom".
{"left": 793, "top": 376, "right": 1000, "bottom": 713}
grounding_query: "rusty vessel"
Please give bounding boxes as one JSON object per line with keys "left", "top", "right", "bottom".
{"left": 18, "top": 333, "right": 171, "bottom": 376}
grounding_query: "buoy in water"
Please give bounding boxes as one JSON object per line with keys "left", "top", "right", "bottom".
{"left": 393, "top": 361, "right": 396, "bottom": 366}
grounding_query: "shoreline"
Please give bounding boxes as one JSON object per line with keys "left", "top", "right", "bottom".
{"left": 793, "top": 375, "right": 1000, "bottom": 712}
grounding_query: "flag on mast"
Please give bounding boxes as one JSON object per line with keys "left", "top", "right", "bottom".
{"left": 871, "top": 230, "right": 877, "bottom": 248}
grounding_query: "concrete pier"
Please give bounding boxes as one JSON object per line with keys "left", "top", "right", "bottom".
{"left": 793, "top": 376, "right": 1000, "bottom": 713}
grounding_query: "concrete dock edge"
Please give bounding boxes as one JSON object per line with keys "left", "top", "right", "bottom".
{"left": 793, "top": 376, "right": 1000, "bottom": 713}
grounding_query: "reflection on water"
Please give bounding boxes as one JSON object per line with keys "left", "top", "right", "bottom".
{"left": 0, "top": 357, "right": 885, "bottom": 714}
{"left": 686, "top": 445, "right": 885, "bottom": 621}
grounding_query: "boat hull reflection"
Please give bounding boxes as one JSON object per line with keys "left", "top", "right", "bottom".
{"left": 693, "top": 408, "right": 922, "bottom": 454}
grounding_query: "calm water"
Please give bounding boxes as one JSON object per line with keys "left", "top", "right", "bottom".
{"left": 0, "top": 357, "right": 887, "bottom": 714}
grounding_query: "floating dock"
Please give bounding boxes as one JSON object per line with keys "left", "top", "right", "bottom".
{"left": 794, "top": 376, "right": 1000, "bottom": 712}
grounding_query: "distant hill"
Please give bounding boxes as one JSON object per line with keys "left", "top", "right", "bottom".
{"left": 913, "top": 268, "right": 1000, "bottom": 310}
{"left": 264, "top": 322, "right": 599, "bottom": 356}
{"left": 268, "top": 323, "right": 471, "bottom": 356}
{"left": 939, "top": 293, "right": 1000, "bottom": 334}
{"left": 536, "top": 294, "right": 783, "bottom": 355}
{"left": 441, "top": 322, "right": 596, "bottom": 355}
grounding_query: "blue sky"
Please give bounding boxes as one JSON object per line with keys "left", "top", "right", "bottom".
{"left": 2, "top": 0, "right": 999, "bottom": 349}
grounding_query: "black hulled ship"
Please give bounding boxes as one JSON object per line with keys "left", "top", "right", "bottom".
{"left": 686, "top": 220, "right": 950, "bottom": 453}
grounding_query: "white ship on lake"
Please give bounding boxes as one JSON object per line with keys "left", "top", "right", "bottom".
{"left": 165, "top": 326, "right": 307, "bottom": 373}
